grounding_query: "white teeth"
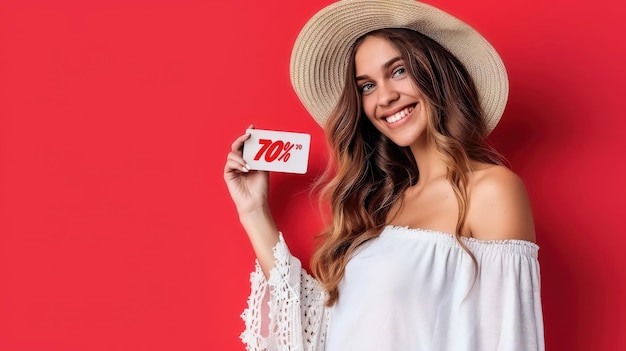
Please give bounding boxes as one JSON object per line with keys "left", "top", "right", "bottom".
{"left": 385, "top": 106, "right": 414, "bottom": 124}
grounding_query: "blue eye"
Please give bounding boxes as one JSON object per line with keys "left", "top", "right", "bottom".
{"left": 392, "top": 66, "right": 406, "bottom": 78}
{"left": 360, "top": 82, "right": 375, "bottom": 94}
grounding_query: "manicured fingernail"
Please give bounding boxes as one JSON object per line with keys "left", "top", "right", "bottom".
{"left": 244, "top": 164, "right": 251, "bottom": 171}
{"left": 241, "top": 166, "right": 249, "bottom": 173}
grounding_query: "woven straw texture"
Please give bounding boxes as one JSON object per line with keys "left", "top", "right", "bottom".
{"left": 289, "top": 0, "right": 508, "bottom": 133}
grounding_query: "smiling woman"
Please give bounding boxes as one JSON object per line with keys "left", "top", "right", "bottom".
{"left": 1, "top": 0, "right": 625, "bottom": 349}
{"left": 223, "top": 0, "right": 543, "bottom": 350}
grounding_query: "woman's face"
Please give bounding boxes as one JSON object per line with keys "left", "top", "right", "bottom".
{"left": 355, "top": 35, "right": 429, "bottom": 148}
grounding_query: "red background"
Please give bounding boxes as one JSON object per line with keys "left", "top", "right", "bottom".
{"left": 1, "top": 0, "right": 624, "bottom": 350}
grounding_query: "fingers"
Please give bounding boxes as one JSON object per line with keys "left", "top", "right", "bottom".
{"left": 225, "top": 126, "right": 255, "bottom": 175}
{"left": 231, "top": 132, "right": 251, "bottom": 153}
{"left": 225, "top": 125, "right": 258, "bottom": 178}
{"left": 225, "top": 151, "right": 250, "bottom": 174}
{"left": 226, "top": 146, "right": 250, "bottom": 172}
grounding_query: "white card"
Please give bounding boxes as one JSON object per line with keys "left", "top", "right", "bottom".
{"left": 243, "top": 129, "right": 311, "bottom": 174}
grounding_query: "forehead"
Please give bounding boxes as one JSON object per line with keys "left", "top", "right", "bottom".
{"left": 354, "top": 36, "right": 401, "bottom": 75}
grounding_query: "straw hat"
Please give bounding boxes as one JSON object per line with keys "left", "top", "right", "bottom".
{"left": 289, "top": 0, "right": 508, "bottom": 133}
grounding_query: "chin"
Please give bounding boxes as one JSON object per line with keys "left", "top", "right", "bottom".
{"left": 390, "top": 139, "right": 414, "bottom": 148}
{"left": 385, "top": 130, "right": 424, "bottom": 148}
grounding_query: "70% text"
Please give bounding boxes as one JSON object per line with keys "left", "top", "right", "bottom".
{"left": 253, "top": 139, "right": 303, "bottom": 163}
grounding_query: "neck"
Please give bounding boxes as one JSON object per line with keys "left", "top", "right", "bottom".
{"left": 409, "top": 135, "right": 448, "bottom": 185}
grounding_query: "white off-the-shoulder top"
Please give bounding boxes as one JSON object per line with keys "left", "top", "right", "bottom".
{"left": 240, "top": 225, "right": 544, "bottom": 351}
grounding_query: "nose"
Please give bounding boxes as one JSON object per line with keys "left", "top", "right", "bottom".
{"left": 376, "top": 81, "right": 400, "bottom": 107}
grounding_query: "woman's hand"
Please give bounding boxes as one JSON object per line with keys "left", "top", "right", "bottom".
{"left": 223, "top": 125, "right": 270, "bottom": 218}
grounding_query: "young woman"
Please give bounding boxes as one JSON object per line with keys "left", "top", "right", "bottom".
{"left": 224, "top": 0, "right": 544, "bottom": 350}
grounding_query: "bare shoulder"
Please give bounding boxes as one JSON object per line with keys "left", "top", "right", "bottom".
{"left": 466, "top": 163, "right": 536, "bottom": 242}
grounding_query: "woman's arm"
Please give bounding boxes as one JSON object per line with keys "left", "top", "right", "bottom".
{"left": 225, "top": 127, "right": 330, "bottom": 351}
{"left": 223, "top": 126, "right": 280, "bottom": 277}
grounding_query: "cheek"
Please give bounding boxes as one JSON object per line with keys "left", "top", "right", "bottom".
{"left": 402, "top": 80, "right": 422, "bottom": 98}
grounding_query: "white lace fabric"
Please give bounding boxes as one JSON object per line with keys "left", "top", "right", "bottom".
{"left": 240, "top": 233, "right": 329, "bottom": 351}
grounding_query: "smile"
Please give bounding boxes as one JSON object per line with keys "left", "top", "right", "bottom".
{"left": 385, "top": 105, "right": 415, "bottom": 124}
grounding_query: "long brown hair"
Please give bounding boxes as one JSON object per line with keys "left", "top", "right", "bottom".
{"left": 311, "top": 28, "right": 503, "bottom": 306}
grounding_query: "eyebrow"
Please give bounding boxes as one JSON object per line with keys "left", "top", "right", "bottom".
{"left": 355, "top": 56, "right": 403, "bottom": 81}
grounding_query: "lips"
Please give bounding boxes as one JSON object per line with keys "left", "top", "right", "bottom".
{"left": 384, "top": 104, "right": 415, "bottom": 124}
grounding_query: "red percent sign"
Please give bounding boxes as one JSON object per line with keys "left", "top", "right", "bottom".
{"left": 253, "top": 139, "right": 302, "bottom": 162}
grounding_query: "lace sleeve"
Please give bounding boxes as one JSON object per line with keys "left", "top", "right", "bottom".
{"left": 240, "top": 233, "right": 330, "bottom": 351}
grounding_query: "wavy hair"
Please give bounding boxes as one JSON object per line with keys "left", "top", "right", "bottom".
{"left": 310, "top": 28, "right": 504, "bottom": 306}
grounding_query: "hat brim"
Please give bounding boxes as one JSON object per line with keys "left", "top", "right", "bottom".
{"left": 289, "top": 0, "right": 508, "bottom": 134}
